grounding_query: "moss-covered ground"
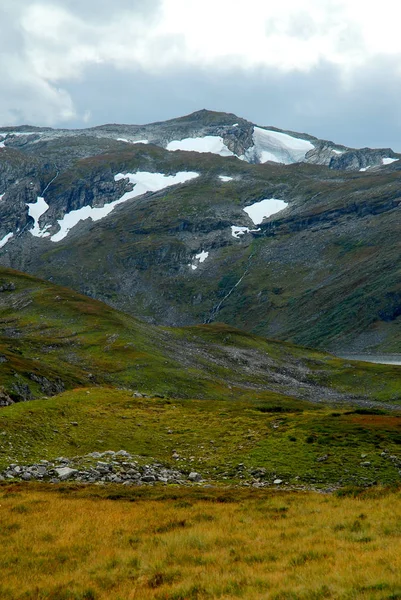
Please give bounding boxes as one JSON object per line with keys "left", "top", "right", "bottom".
{"left": 1, "top": 388, "right": 400, "bottom": 487}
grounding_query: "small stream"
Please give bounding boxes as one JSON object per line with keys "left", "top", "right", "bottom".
{"left": 337, "top": 353, "right": 401, "bottom": 366}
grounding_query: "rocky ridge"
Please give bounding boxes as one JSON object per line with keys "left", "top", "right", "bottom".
{"left": 1, "top": 109, "right": 399, "bottom": 172}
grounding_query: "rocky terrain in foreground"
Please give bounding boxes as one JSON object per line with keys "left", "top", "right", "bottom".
{"left": 1, "top": 448, "right": 400, "bottom": 490}
{"left": 0, "top": 450, "right": 200, "bottom": 485}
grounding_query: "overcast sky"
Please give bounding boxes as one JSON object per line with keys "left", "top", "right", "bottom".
{"left": 2, "top": 0, "right": 401, "bottom": 149}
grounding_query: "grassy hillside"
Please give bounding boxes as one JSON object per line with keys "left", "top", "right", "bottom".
{"left": 1, "top": 267, "right": 401, "bottom": 407}
{"left": 0, "top": 267, "right": 400, "bottom": 488}
{"left": 1, "top": 388, "right": 401, "bottom": 486}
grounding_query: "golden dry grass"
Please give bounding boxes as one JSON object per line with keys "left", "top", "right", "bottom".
{"left": 0, "top": 485, "right": 401, "bottom": 599}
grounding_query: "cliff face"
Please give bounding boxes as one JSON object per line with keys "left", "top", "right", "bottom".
{"left": 0, "top": 110, "right": 400, "bottom": 352}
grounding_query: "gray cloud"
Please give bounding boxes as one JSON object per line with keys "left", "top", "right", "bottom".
{"left": 64, "top": 59, "right": 401, "bottom": 151}
{"left": 1, "top": 0, "right": 401, "bottom": 152}
{"left": 42, "top": 0, "right": 161, "bottom": 22}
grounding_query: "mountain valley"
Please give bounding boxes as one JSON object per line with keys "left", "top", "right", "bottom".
{"left": 0, "top": 110, "right": 400, "bottom": 488}
{"left": 0, "top": 110, "right": 401, "bottom": 600}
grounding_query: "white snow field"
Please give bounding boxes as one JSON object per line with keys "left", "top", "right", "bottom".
{"left": 27, "top": 197, "right": 50, "bottom": 237}
{"left": 189, "top": 250, "right": 209, "bottom": 270}
{"left": 0, "top": 232, "right": 13, "bottom": 248}
{"left": 382, "top": 157, "right": 399, "bottom": 165}
{"left": 219, "top": 175, "right": 233, "bottom": 182}
{"left": 51, "top": 171, "right": 199, "bottom": 242}
{"left": 243, "top": 127, "right": 314, "bottom": 165}
{"left": 167, "top": 136, "right": 234, "bottom": 157}
{"left": 243, "top": 198, "right": 288, "bottom": 225}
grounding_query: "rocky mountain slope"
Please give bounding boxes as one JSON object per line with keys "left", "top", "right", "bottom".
{"left": 0, "top": 110, "right": 400, "bottom": 352}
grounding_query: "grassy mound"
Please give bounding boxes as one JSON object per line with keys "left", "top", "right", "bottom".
{"left": 1, "top": 388, "right": 401, "bottom": 487}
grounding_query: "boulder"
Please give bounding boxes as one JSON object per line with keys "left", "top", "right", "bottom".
{"left": 55, "top": 467, "right": 78, "bottom": 480}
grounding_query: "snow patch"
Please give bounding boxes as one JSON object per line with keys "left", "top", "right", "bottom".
{"left": 167, "top": 136, "right": 234, "bottom": 157}
{"left": 27, "top": 196, "right": 50, "bottom": 237}
{"left": 231, "top": 226, "right": 251, "bottom": 238}
{"left": 244, "top": 127, "right": 314, "bottom": 165}
{"left": 51, "top": 171, "right": 199, "bottom": 242}
{"left": 189, "top": 250, "right": 209, "bottom": 270}
{"left": 359, "top": 166, "right": 370, "bottom": 172}
{"left": 196, "top": 251, "right": 209, "bottom": 263}
{"left": 117, "top": 138, "right": 149, "bottom": 144}
{"left": 231, "top": 225, "right": 261, "bottom": 239}
{"left": 0, "top": 141, "right": 5, "bottom": 149}
{"left": 332, "top": 149, "right": 343, "bottom": 155}
{"left": 219, "top": 175, "right": 233, "bottom": 182}
{"left": 0, "top": 232, "right": 13, "bottom": 248}
{"left": 382, "top": 157, "right": 399, "bottom": 165}
{"left": 243, "top": 199, "right": 288, "bottom": 225}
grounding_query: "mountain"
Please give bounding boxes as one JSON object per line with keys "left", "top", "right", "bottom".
{"left": 0, "top": 109, "right": 400, "bottom": 352}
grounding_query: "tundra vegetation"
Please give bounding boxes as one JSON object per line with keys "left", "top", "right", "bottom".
{"left": 0, "top": 484, "right": 400, "bottom": 599}
{"left": 0, "top": 267, "right": 400, "bottom": 599}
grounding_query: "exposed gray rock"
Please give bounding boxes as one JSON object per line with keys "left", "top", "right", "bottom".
{"left": 55, "top": 467, "right": 78, "bottom": 480}
{"left": 0, "top": 388, "right": 14, "bottom": 407}
{"left": 0, "top": 281, "right": 16, "bottom": 292}
{"left": 29, "top": 374, "right": 65, "bottom": 396}
{"left": 0, "top": 451, "right": 198, "bottom": 486}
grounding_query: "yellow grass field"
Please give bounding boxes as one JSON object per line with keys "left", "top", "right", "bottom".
{"left": 0, "top": 484, "right": 401, "bottom": 600}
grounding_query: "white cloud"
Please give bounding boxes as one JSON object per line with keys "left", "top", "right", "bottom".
{"left": 18, "top": 1, "right": 401, "bottom": 79}
{"left": 0, "top": 2, "right": 75, "bottom": 125}
{"left": 2, "top": 0, "right": 401, "bottom": 125}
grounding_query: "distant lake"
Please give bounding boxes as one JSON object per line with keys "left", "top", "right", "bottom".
{"left": 338, "top": 354, "right": 401, "bottom": 366}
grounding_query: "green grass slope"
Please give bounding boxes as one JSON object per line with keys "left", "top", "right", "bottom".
{"left": 0, "top": 266, "right": 401, "bottom": 408}
{"left": 0, "top": 268, "right": 400, "bottom": 487}
{"left": 1, "top": 388, "right": 401, "bottom": 486}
